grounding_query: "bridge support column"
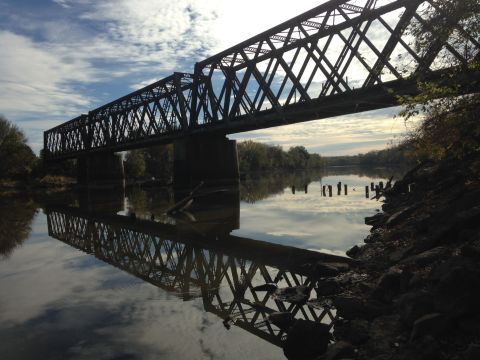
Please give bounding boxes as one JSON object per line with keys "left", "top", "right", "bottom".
{"left": 173, "top": 135, "right": 239, "bottom": 189}
{"left": 77, "top": 153, "right": 125, "bottom": 188}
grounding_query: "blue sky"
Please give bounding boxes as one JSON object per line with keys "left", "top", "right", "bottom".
{"left": 0, "top": 0, "right": 415, "bottom": 155}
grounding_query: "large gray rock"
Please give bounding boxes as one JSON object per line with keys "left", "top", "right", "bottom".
{"left": 315, "top": 279, "right": 341, "bottom": 296}
{"left": 267, "top": 312, "right": 294, "bottom": 330}
{"left": 401, "top": 247, "right": 447, "bottom": 266}
{"left": 373, "top": 267, "right": 411, "bottom": 302}
{"left": 396, "top": 291, "right": 434, "bottom": 326}
{"left": 463, "top": 343, "right": 480, "bottom": 360}
{"left": 273, "top": 285, "right": 311, "bottom": 304}
{"left": 410, "top": 313, "right": 449, "bottom": 341}
{"left": 346, "top": 245, "right": 361, "bottom": 258}
{"left": 334, "top": 319, "right": 369, "bottom": 345}
{"left": 283, "top": 319, "right": 331, "bottom": 359}
{"left": 333, "top": 296, "right": 386, "bottom": 320}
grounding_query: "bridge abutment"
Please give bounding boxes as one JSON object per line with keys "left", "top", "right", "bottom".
{"left": 173, "top": 135, "right": 239, "bottom": 189}
{"left": 77, "top": 153, "right": 125, "bottom": 188}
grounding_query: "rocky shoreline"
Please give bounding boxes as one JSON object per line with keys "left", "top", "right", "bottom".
{"left": 313, "top": 154, "right": 480, "bottom": 360}
{"left": 265, "top": 154, "right": 480, "bottom": 359}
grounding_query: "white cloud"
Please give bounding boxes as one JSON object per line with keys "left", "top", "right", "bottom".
{"left": 0, "top": 0, "right": 418, "bottom": 154}
{"left": 52, "top": 0, "right": 71, "bottom": 8}
{"left": 0, "top": 31, "right": 95, "bottom": 117}
{"left": 230, "top": 108, "right": 420, "bottom": 156}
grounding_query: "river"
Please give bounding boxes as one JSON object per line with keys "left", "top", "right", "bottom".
{"left": 0, "top": 167, "right": 402, "bottom": 360}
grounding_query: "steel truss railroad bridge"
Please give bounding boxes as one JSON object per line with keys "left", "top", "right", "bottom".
{"left": 44, "top": 0, "right": 480, "bottom": 186}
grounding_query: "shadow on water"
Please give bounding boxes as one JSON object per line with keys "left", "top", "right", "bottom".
{"left": 0, "top": 197, "right": 38, "bottom": 258}
{"left": 43, "top": 187, "right": 349, "bottom": 357}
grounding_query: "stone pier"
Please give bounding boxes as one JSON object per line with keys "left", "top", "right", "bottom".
{"left": 173, "top": 135, "right": 239, "bottom": 189}
{"left": 77, "top": 152, "right": 125, "bottom": 188}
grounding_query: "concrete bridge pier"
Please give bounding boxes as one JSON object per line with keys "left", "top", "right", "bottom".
{"left": 77, "top": 152, "right": 125, "bottom": 188}
{"left": 173, "top": 135, "right": 239, "bottom": 189}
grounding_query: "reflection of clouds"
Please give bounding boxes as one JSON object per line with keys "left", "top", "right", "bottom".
{"left": 0, "top": 215, "right": 282, "bottom": 360}
{"left": 236, "top": 174, "right": 384, "bottom": 253}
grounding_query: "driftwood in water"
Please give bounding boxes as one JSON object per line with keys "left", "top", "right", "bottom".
{"left": 166, "top": 182, "right": 204, "bottom": 215}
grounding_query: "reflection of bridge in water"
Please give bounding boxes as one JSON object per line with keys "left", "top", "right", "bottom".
{"left": 46, "top": 206, "right": 347, "bottom": 347}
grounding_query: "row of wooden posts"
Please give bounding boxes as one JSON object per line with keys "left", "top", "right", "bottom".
{"left": 291, "top": 182, "right": 348, "bottom": 196}
{"left": 290, "top": 181, "right": 388, "bottom": 198}
{"left": 365, "top": 181, "right": 386, "bottom": 199}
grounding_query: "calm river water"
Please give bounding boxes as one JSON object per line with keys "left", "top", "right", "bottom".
{"left": 0, "top": 167, "right": 402, "bottom": 360}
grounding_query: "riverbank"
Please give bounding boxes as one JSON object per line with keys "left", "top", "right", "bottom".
{"left": 315, "top": 153, "right": 480, "bottom": 359}
{"left": 0, "top": 176, "right": 77, "bottom": 195}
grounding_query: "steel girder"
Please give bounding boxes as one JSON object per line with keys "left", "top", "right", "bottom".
{"left": 44, "top": 73, "right": 195, "bottom": 160}
{"left": 44, "top": 0, "right": 480, "bottom": 160}
{"left": 46, "top": 207, "right": 338, "bottom": 346}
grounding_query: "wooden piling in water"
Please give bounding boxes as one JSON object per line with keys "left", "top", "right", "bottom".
{"left": 379, "top": 181, "right": 384, "bottom": 190}
{"left": 365, "top": 186, "right": 369, "bottom": 198}
{"left": 323, "top": 185, "right": 326, "bottom": 196}
{"left": 328, "top": 185, "right": 333, "bottom": 197}
{"left": 344, "top": 184, "right": 348, "bottom": 195}
{"left": 371, "top": 182, "right": 374, "bottom": 191}
{"left": 292, "top": 186, "right": 296, "bottom": 194}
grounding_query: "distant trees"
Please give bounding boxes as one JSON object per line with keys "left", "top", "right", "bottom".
{"left": 0, "top": 116, "right": 38, "bottom": 179}
{"left": 324, "top": 143, "right": 415, "bottom": 167}
{"left": 237, "top": 141, "right": 326, "bottom": 173}
{"left": 124, "top": 144, "right": 173, "bottom": 182}
{"left": 0, "top": 198, "right": 37, "bottom": 258}
{"left": 124, "top": 150, "right": 146, "bottom": 179}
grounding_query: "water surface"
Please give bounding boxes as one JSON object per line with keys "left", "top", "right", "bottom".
{"left": 0, "top": 168, "right": 397, "bottom": 360}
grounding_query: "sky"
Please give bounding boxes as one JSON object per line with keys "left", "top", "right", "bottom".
{"left": 0, "top": 0, "right": 416, "bottom": 156}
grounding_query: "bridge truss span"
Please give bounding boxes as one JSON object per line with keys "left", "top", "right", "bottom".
{"left": 44, "top": 0, "right": 480, "bottom": 160}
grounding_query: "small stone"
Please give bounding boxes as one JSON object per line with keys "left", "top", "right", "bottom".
{"left": 307, "top": 298, "right": 333, "bottom": 310}
{"left": 273, "top": 285, "right": 311, "bottom": 304}
{"left": 365, "top": 212, "right": 385, "bottom": 226}
{"left": 323, "top": 341, "right": 355, "bottom": 360}
{"left": 367, "top": 315, "right": 402, "bottom": 355}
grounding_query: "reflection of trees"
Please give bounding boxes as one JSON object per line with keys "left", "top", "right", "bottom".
{"left": 241, "top": 170, "right": 324, "bottom": 203}
{"left": 125, "top": 187, "right": 174, "bottom": 217}
{"left": 240, "top": 166, "right": 410, "bottom": 203}
{"left": 324, "top": 165, "right": 409, "bottom": 180}
{"left": 0, "top": 197, "right": 37, "bottom": 258}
